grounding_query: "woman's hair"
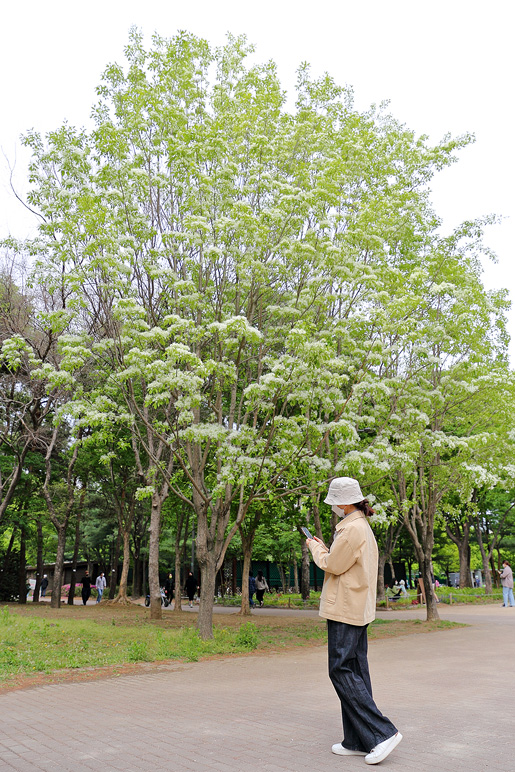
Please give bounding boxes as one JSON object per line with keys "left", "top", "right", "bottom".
{"left": 354, "top": 499, "right": 376, "bottom": 518}
{"left": 257, "top": 570, "right": 263, "bottom": 579}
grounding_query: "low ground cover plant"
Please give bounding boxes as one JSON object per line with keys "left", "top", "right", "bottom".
{"left": 217, "top": 592, "right": 322, "bottom": 609}
{"left": 377, "top": 586, "right": 504, "bottom": 608}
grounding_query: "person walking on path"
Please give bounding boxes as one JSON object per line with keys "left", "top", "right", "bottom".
{"left": 499, "top": 560, "right": 515, "bottom": 607}
{"left": 95, "top": 572, "right": 106, "bottom": 603}
{"left": 248, "top": 572, "right": 256, "bottom": 608}
{"left": 164, "top": 572, "right": 174, "bottom": 606}
{"left": 185, "top": 571, "right": 197, "bottom": 608}
{"left": 305, "top": 477, "right": 402, "bottom": 766}
{"left": 255, "top": 571, "right": 269, "bottom": 607}
{"left": 40, "top": 575, "right": 48, "bottom": 598}
{"left": 81, "top": 571, "right": 92, "bottom": 605}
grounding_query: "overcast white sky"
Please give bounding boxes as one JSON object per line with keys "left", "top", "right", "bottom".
{"left": 1, "top": 0, "right": 514, "bottom": 354}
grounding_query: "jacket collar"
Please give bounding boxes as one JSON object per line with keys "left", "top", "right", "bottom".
{"left": 335, "top": 509, "right": 366, "bottom": 530}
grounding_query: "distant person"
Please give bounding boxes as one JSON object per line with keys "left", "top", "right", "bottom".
{"left": 164, "top": 572, "right": 175, "bottom": 605}
{"left": 305, "top": 477, "right": 402, "bottom": 765}
{"left": 81, "top": 571, "right": 92, "bottom": 605}
{"left": 27, "top": 578, "right": 36, "bottom": 599}
{"left": 248, "top": 572, "right": 256, "bottom": 608}
{"left": 499, "top": 560, "right": 514, "bottom": 607}
{"left": 399, "top": 579, "right": 408, "bottom": 597}
{"left": 255, "top": 571, "right": 269, "bottom": 607}
{"left": 95, "top": 572, "right": 106, "bottom": 603}
{"left": 40, "top": 575, "right": 48, "bottom": 598}
{"left": 185, "top": 571, "right": 197, "bottom": 608}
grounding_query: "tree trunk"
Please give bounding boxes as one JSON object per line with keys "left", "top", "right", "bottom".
{"left": 148, "top": 492, "right": 163, "bottom": 620}
{"left": 171, "top": 512, "right": 189, "bottom": 613}
{"left": 113, "top": 527, "right": 131, "bottom": 603}
{"left": 68, "top": 480, "right": 87, "bottom": 605}
{"left": 407, "top": 558, "right": 413, "bottom": 588}
{"left": 278, "top": 564, "right": 286, "bottom": 593}
{"left": 420, "top": 555, "right": 440, "bottom": 621}
{"left": 18, "top": 525, "right": 27, "bottom": 604}
{"left": 67, "top": 517, "right": 81, "bottom": 605}
{"left": 446, "top": 519, "right": 472, "bottom": 589}
{"left": 293, "top": 555, "right": 299, "bottom": 593}
{"left": 377, "top": 552, "right": 386, "bottom": 602}
{"left": 475, "top": 516, "right": 493, "bottom": 594}
{"left": 300, "top": 538, "right": 310, "bottom": 600}
{"left": 458, "top": 540, "right": 472, "bottom": 588}
{"left": 50, "top": 525, "right": 67, "bottom": 609}
{"left": 130, "top": 503, "right": 148, "bottom": 598}
{"left": 388, "top": 558, "right": 396, "bottom": 583}
{"left": 218, "top": 562, "right": 226, "bottom": 599}
{"left": 132, "top": 552, "right": 142, "bottom": 598}
{"left": 33, "top": 518, "right": 44, "bottom": 602}
{"left": 141, "top": 544, "right": 147, "bottom": 599}
{"left": 174, "top": 547, "right": 182, "bottom": 611}
{"left": 239, "top": 539, "right": 253, "bottom": 616}
{"left": 108, "top": 526, "right": 122, "bottom": 600}
{"left": 197, "top": 551, "right": 217, "bottom": 640}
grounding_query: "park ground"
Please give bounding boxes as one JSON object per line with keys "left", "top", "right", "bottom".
{"left": 0, "top": 600, "right": 460, "bottom": 692}
{"left": 0, "top": 603, "right": 513, "bottom": 771}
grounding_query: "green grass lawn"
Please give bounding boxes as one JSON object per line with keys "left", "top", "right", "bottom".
{"left": 0, "top": 602, "right": 464, "bottom": 689}
{"left": 377, "top": 586, "right": 504, "bottom": 609}
{"left": 217, "top": 586, "right": 504, "bottom": 610}
{"left": 0, "top": 605, "right": 261, "bottom": 677}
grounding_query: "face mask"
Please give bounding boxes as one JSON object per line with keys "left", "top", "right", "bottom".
{"left": 332, "top": 504, "right": 345, "bottom": 517}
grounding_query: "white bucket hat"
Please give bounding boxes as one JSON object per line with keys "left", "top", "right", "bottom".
{"left": 324, "top": 477, "right": 364, "bottom": 505}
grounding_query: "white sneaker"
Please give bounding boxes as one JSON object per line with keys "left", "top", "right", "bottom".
{"left": 331, "top": 743, "right": 367, "bottom": 756}
{"left": 365, "top": 732, "right": 402, "bottom": 765}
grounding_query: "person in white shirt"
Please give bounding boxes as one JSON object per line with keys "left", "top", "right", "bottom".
{"left": 95, "top": 572, "right": 107, "bottom": 604}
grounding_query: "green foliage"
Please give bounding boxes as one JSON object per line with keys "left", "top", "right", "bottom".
{"left": 235, "top": 621, "right": 259, "bottom": 650}
{"left": 0, "top": 552, "right": 22, "bottom": 602}
{"left": 127, "top": 641, "right": 152, "bottom": 662}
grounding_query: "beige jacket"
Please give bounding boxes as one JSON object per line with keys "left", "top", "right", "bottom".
{"left": 308, "top": 510, "right": 378, "bottom": 626}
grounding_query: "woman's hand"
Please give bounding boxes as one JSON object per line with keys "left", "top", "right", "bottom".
{"left": 307, "top": 536, "right": 326, "bottom": 549}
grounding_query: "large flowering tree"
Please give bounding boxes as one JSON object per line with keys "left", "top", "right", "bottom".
{"left": 4, "top": 30, "right": 491, "bottom": 636}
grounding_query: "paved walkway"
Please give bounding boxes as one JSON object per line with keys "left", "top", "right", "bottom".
{"left": 1, "top": 604, "right": 513, "bottom": 772}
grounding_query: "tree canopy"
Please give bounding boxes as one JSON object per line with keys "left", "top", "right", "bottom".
{"left": 1, "top": 29, "right": 514, "bottom": 635}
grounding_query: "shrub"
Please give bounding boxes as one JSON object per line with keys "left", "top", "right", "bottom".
{"left": 0, "top": 553, "right": 22, "bottom": 602}
{"left": 236, "top": 622, "right": 259, "bottom": 650}
{"left": 127, "top": 641, "right": 152, "bottom": 662}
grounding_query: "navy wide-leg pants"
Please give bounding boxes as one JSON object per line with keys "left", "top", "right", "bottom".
{"left": 327, "top": 620, "right": 397, "bottom": 753}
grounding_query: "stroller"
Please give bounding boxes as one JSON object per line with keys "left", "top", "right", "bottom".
{"left": 145, "top": 587, "right": 169, "bottom": 607}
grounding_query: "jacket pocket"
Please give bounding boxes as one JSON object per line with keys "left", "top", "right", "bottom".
{"left": 322, "top": 575, "right": 338, "bottom": 605}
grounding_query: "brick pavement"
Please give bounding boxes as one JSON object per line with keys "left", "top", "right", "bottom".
{"left": 0, "top": 604, "right": 513, "bottom": 772}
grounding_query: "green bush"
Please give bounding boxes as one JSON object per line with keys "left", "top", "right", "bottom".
{"left": 0, "top": 554, "right": 22, "bottom": 602}
{"left": 127, "top": 641, "right": 152, "bottom": 662}
{"left": 235, "top": 621, "right": 259, "bottom": 650}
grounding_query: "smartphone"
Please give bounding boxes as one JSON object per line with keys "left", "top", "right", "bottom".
{"left": 301, "top": 526, "right": 313, "bottom": 540}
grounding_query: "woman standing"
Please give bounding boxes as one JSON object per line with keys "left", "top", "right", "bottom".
{"left": 80, "top": 570, "right": 92, "bottom": 606}
{"left": 255, "top": 571, "right": 269, "bottom": 607}
{"left": 184, "top": 571, "right": 197, "bottom": 608}
{"left": 306, "top": 477, "right": 402, "bottom": 766}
